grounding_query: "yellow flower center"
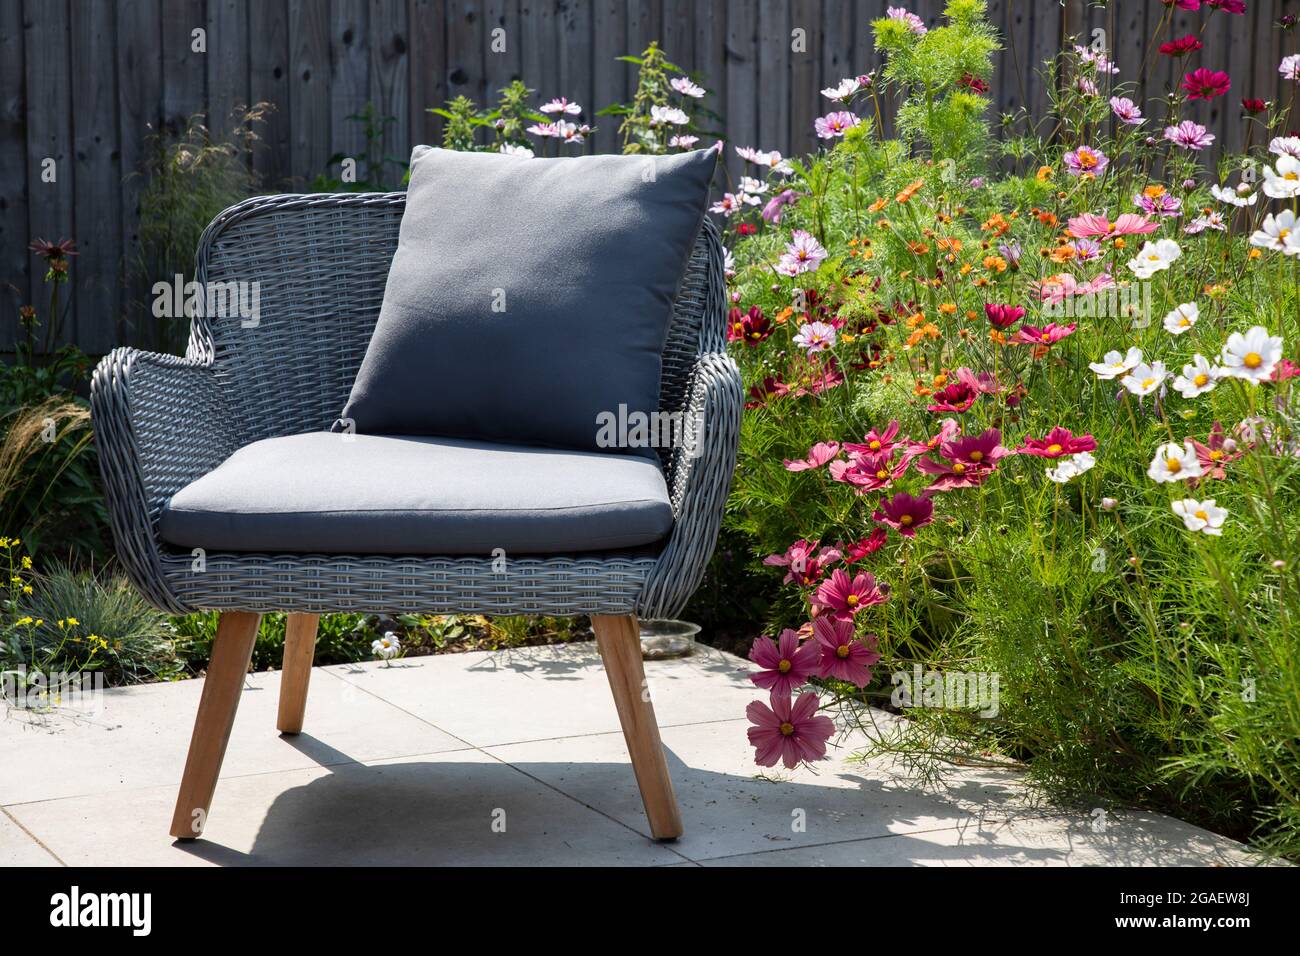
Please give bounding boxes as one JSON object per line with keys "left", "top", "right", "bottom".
{"left": 1281, "top": 229, "right": 1292, "bottom": 240}
{"left": 1141, "top": 377, "right": 1156, "bottom": 389}
{"left": 1286, "top": 172, "right": 1299, "bottom": 182}
{"left": 733, "top": 323, "right": 744, "bottom": 334}
{"left": 1194, "top": 373, "right": 1210, "bottom": 387}
{"left": 1244, "top": 352, "right": 1262, "bottom": 369}
{"left": 836, "top": 644, "right": 851, "bottom": 659}
{"left": 969, "top": 450, "right": 984, "bottom": 462}
{"left": 1166, "top": 457, "right": 1182, "bottom": 473}
{"left": 869, "top": 439, "right": 882, "bottom": 450}
{"left": 778, "top": 659, "right": 792, "bottom": 673}
{"left": 876, "top": 469, "right": 889, "bottom": 479}
{"left": 846, "top": 593, "right": 859, "bottom": 606}
{"left": 1210, "top": 449, "right": 1224, "bottom": 460}
{"left": 780, "top": 722, "right": 795, "bottom": 736}
{"left": 1047, "top": 443, "right": 1063, "bottom": 454}
{"left": 1178, "top": 318, "right": 1191, "bottom": 327}
{"left": 900, "top": 514, "right": 914, "bottom": 526}
{"left": 952, "top": 462, "right": 966, "bottom": 474}
{"left": 1195, "top": 509, "right": 1209, "bottom": 521}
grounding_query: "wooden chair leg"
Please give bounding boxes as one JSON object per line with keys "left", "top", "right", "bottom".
{"left": 277, "top": 613, "right": 320, "bottom": 735}
{"left": 591, "top": 614, "right": 683, "bottom": 841}
{"left": 169, "top": 611, "right": 261, "bottom": 840}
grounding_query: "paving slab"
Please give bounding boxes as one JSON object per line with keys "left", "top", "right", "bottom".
{"left": 322, "top": 642, "right": 756, "bottom": 746}
{"left": 6, "top": 751, "right": 685, "bottom": 867}
{"left": 0, "top": 809, "right": 61, "bottom": 866}
{"left": 0, "top": 667, "right": 467, "bottom": 805}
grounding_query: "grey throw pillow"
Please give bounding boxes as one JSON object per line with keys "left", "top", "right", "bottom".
{"left": 339, "top": 145, "right": 717, "bottom": 452}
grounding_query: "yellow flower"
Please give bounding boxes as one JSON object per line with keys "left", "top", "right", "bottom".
{"left": 20, "top": 556, "right": 31, "bottom": 569}
{"left": 1036, "top": 165, "right": 1053, "bottom": 182}
{"left": 21, "top": 586, "right": 32, "bottom": 595}
{"left": 66, "top": 617, "right": 79, "bottom": 626}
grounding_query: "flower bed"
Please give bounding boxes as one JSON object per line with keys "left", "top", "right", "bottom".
{"left": 713, "top": 0, "right": 1300, "bottom": 858}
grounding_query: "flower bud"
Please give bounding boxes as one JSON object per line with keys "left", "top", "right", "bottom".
{"left": 1100, "top": 497, "right": 1118, "bottom": 511}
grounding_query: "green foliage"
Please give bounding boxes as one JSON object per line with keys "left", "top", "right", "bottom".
{"left": 426, "top": 82, "right": 553, "bottom": 155}
{"left": 172, "top": 611, "right": 373, "bottom": 674}
{"left": 599, "top": 43, "right": 715, "bottom": 155}
{"left": 131, "top": 104, "right": 271, "bottom": 351}
{"left": 310, "top": 103, "right": 406, "bottom": 191}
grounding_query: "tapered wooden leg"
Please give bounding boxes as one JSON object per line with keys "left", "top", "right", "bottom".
{"left": 591, "top": 614, "right": 683, "bottom": 841}
{"left": 277, "top": 613, "right": 319, "bottom": 734}
{"left": 169, "top": 611, "right": 261, "bottom": 840}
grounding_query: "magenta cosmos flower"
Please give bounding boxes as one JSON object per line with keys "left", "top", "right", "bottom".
{"left": 926, "top": 380, "right": 979, "bottom": 414}
{"left": 812, "top": 617, "right": 881, "bottom": 688}
{"left": 747, "top": 691, "right": 836, "bottom": 769}
{"left": 1165, "top": 120, "right": 1215, "bottom": 150}
{"left": 1067, "top": 212, "right": 1159, "bottom": 239}
{"left": 726, "top": 305, "right": 773, "bottom": 344}
{"left": 1109, "top": 96, "right": 1145, "bottom": 124}
{"left": 1063, "top": 145, "right": 1109, "bottom": 177}
{"left": 843, "top": 420, "right": 904, "bottom": 457}
{"left": 762, "top": 188, "right": 801, "bottom": 223}
{"left": 984, "top": 303, "right": 1025, "bottom": 329}
{"left": 763, "top": 539, "right": 841, "bottom": 586}
{"left": 784, "top": 440, "right": 841, "bottom": 472}
{"left": 748, "top": 629, "right": 821, "bottom": 695}
{"left": 872, "top": 491, "right": 934, "bottom": 537}
{"left": 1018, "top": 426, "right": 1097, "bottom": 459}
{"left": 1182, "top": 68, "right": 1231, "bottom": 101}
{"left": 905, "top": 418, "right": 960, "bottom": 457}
{"left": 838, "top": 527, "right": 888, "bottom": 562}
{"left": 829, "top": 450, "right": 910, "bottom": 493}
{"left": 916, "top": 428, "right": 1011, "bottom": 492}
{"left": 814, "top": 568, "right": 888, "bottom": 620}
{"left": 1014, "top": 322, "right": 1077, "bottom": 346}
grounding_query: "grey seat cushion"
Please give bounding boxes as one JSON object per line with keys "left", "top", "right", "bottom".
{"left": 339, "top": 145, "right": 717, "bottom": 453}
{"left": 159, "top": 433, "right": 675, "bottom": 555}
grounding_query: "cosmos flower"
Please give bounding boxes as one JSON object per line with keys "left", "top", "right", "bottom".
{"left": 1121, "top": 361, "right": 1168, "bottom": 396}
{"left": 749, "top": 629, "right": 821, "bottom": 695}
{"left": 1173, "top": 355, "right": 1221, "bottom": 398}
{"left": 1162, "top": 302, "right": 1200, "bottom": 335}
{"left": 1127, "top": 239, "right": 1182, "bottom": 278}
{"left": 746, "top": 691, "right": 836, "bottom": 769}
{"left": 727, "top": 305, "right": 773, "bottom": 344}
{"left": 499, "top": 143, "right": 534, "bottom": 157}
{"left": 1109, "top": 96, "right": 1144, "bottom": 124}
{"left": 915, "top": 428, "right": 1011, "bottom": 492}
{"left": 670, "top": 76, "right": 706, "bottom": 98}
{"left": 793, "top": 321, "right": 837, "bottom": 354}
{"left": 844, "top": 420, "right": 904, "bottom": 458}
{"left": 1210, "top": 182, "right": 1257, "bottom": 206}
{"left": 1045, "top": 452, "right": 1095, "bottom": 484}
{"left": 1014, "top": 322, "right": 1076, "bottom": 346}
{"left": 821, "top": 77, "right": 863, "bottom": 101}
{"left": 1219, "top": 326, "right": 1284, "bottom": 383}
{"left": 872, "top": 491, "right": 934, "bottom": 537}
{"left": 814, "top": 111, "right": 861, "bottom": 138}
{"left": 776, "top": 230, "right": 829, "bottom": 276}
{"left": 539, "top": 97, "right": 582, "bottom": 115}
{"left": 1017, "top": 427, "right": 1097, "bottom": 459}
{"left": 1148, "top": 440, "right": 1204, "bottom": 483}
{"left": 762, "top": 188, "right": 802, "bottom": 223}
{"left": 926, "top": 380, "right": 979, "bottom": 414}
{"left": 886, "top": 6, "right": 927, "bottom": 33}
{"left": 811, "top": 617, "right": 881, "bottom": 687}
{"left": 1164, "top": 120, "right": 1215, "bottom": 150}
{"left": 649, "top": 105, "right": 689, "bottom": 125}
{"left": 814, "top": 568, "right": 888, "bottom": 620}
{"left": 1068, "top": 212, "right": 1159, "bottom": 238}
{"left": 984, "top": 303, "right": 1026, "bottom": 328}
{"left": 763, "top": 539, "right": 842, "bottom": 586}
{"left": 784, "top": 441, "right": 841, "bottom": 472}
{"left": 1090, "top": 346, "right": 1144, "bottom": 380}
{"left": 1181, "top": 68, "right": 1231, "bottom": 101}
{"left": 1171, "top": 498, "right": 1227, "bottom": 535}
{"left": 1263, "top": 155, "right": 1300, "bottom": 198}
{"left": 1249, "top": 210, "right": 1300, "bottom": 253}
{"left": 1063, "top": 145, "right": 1109, "bottom": 177}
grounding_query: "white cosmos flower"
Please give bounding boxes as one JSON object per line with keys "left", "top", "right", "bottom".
{"left": 1210, "top": 183, "right": 1257, "bottom": 207}
{"left": 1162, "top": 302, "right": 1199, "bottom": 335}
{"left": 1250, "top": 209, "right": 1299, "bottom": 252}
{"left": 1090, "top": 346, "right": 1144, "bottom": 380}
{"left": 1220, "top": 325, "right": 1284, "bottom": 384}
{"left": 1263, "top": 155, "right": 1300, "bottom": 199}
{"left": 500, "top": 143, "right": 534, "bottom": 157}
{"left": 821, "top": 77, "right": 862, "bottom": 101}
{"left": 1121, "top": 361, "right": 1168, "bottom": 396}
{"left": 1270, "top": 135, "right": 1300, "bottom": 159}
{"left": 737, "top": 176, "right": 769, "bottom": 195}
{"left": 650, "top": 105, "right": 690, "bottom": 126}
{"left": 1148, "top": 440, "right": 1203, "bottom": 483}
{"left": 1171, "top": 498, "right": 1227, "bottom": 536}
{"left": 1046, "top": 451, "right": 1095, "bottom": 484}
{"left": 1172, "top": 354, "right": 1220, "bottom": 398}
{"left": 1127, "top": 239, "right": 1181, "bottom": 278}
{"left": 670, "top": 76, "right": 706, "bottom": 98}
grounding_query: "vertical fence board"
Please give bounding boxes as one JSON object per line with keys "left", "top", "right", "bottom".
{"left": 0, "top": 0, "right": 29, "bottom": 347}
{"left": 724, "top": 0, "right": 758, "bottom": 185}
{"left": 370, "top": 0, "right": 410, "bottom": 170}
{"left": 559, "top": 0, "right": 594, "bottom": 152}
{"left": 249, "top": 0, "right": 292, "bottom": 189}
{"left": 161, "top": 0, "right": 207, "bottom": 134}
{"left": 591, "top": 0, "right": 627, "bottom": 154}
{"left": 446, "top": 0, "right": 486, "bottom": 110}
{"left": 483, "top": 0, "right": 521, "bottom": 101}
{"left": 207, "top": 0, "right": 250, "bottom": 141}
{"left": 408, "top": 0, "right": 447, "bottom": 147}
{"left": 330, "top": 0, "right": 371, "bottom": 171}
{"left": 23, "top": 0, "right": 75, "bottom": 348}
{"left": 289, "top": 0, "right": 332, "bottom": 185}
{"left": 789, "top": 0, "right": 820, "bottom": 160}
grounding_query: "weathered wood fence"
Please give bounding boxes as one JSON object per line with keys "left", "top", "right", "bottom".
{"left": 0, "top": 0, "right": 1290, "bottom": 354}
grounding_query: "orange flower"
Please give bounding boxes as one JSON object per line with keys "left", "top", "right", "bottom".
{"left": 1049, "top": 245, "right": 1076, "bottom": 263}
{"left": 868, "top": 197, "right": 889, "bottom": 213}
{"left": 983, "top": 255, "right": 1008, "bottom": 273}
{"left": 876, "top": 218, "right": 892, "bottom": 230}
{"left": 1142, "top": 184, "right": 1166, "bottom": 199}
{"left": 964, "top": 309, "right": 978, "bottom": 320}
{"left": 1037, "top": 211, "right": 1058, "bottom": 227}
{"left": 908, "top": 241, "right": 931, "bottom": 255}
{"left": 959, "top": 263, "right": 973, "bottom": 275}
{"left": 1036, "top": 165, "right": 1053, "bottom": 181}
{"left": 936, "top": 237, "right": 963, "bottom": 253}
{"left": 939, "top": 302, "right": 957, "bottom": 315}
{"left": 896, "top": 179, "right": 925, "bottom": 203}
{"left": 989, "top": 329, "right": 1007, "bottom": 344}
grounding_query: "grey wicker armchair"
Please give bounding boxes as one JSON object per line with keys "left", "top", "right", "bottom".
{"left": 91, "top": 192, "right": 742, "bottom": 843}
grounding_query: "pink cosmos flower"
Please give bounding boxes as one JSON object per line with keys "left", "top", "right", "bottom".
{"left": 812, "top": 617, "right": 881, "bottom": 687}
{"left": 1165, "top": 120, "right": 1215, "bottom": 150}
{"left": 886, "top": 6, "right": 927, "bottom": 34}
{"left": 872, "top": 491, "right": 934, "bottom": 537}
{"left": 776, "top": 229, "right": 828, "bottom": 275}
{"left": 905, "top": 418, "right": 961, "bottom": 457}
{"left": 1067, "top": 212, "right": 1159, "bottom": 239}
{"left": 1134, "top": 192, "right": 1182, "bottom": 217}
{"left": 1018, "top": 427, "right": 1097, "bottom": 459}
{"left": 1109, "top": 96, "right": 1144, "bottom": 124}
{"left": 984, "top": 303, "right": 1025, "bottom": 328}
{"left": 1205, "top": 0, "right": 1245, "bottom": 14}
{"left": 829, "top": 450, "right": 911, "bottom": 493}
{"left": 1014, "top": 322, "right": 1077, "bottom": 346}
{"left": 916, "top": 428, "right": 1011, "bottom": 492}
{"left": 955, "top": 366, "right": 1004, "bottom": 395}
{"left": 763, "top": 539, "right": 841, "bottom": 586}
{"left": 843, "top": 420, "right": 903, "bottom": 458}
{"left": 1063, "top": 145, "right": 1109, "bottom": 177}
{"left": 784, "top": 441, "right": 842, "bottom": 472}
{"left": 814, "top": 111, "right": 861, "bottom": 138}
{"left": 1189, "top": 422, "right": 1242, "bottom": 482}
{"left": 748, "top": 629, "right": 821, "bottom": 695}
{"left": 1032, "top": 272, "right": 1116, "bottom": 306}
{"left": 540, "top": 97, "right": 582, "bottom": 115}
{"left": 793, "top": 320, "right": 836, "bottom": 353}
{"left": 838, "top": 528, "right": 888, "bottom": 562}
{"left": 747, "top": 691, "right": 836, "bottom": 769}
{"left": 814, "top": 568, "right": 888, "bottom": 620}
{"left": 762, "top": 188, "right": 802, "bottom": 223}
{"left": 926, "top": 380, "right": 979, "bottom": 414}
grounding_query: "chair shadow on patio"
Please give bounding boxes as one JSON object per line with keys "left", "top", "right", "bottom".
{"left": 161, "top": 730, "right": 1205, "bottom": 867}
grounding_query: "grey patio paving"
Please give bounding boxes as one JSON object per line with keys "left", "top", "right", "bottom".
{"left": 0, "top": 642, "right": 1266, "bottom": 867}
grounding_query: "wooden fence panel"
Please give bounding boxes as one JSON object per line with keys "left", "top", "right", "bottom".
{"left": 2, "top": 0, "right": 1293, "bottom": 356}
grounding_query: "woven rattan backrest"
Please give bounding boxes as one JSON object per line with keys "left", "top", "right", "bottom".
{"left": 191, "top": 192, "right": 721, "bottom": 445}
